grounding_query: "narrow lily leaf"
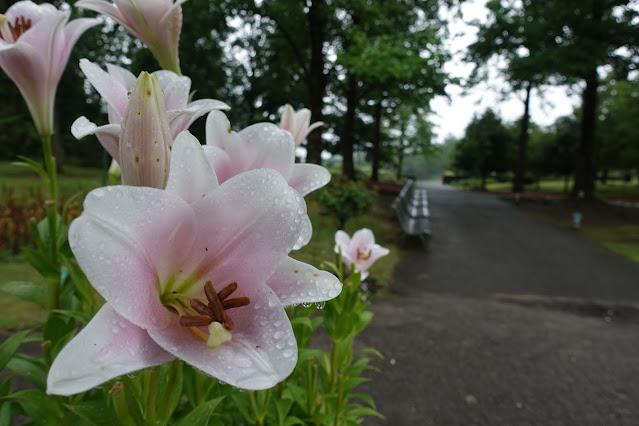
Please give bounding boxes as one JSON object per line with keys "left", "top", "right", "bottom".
{"left": 51, "top": 309, "right": 93, "bottom": 325}
{"left": 62, "top": 257, "right": 99, "bottom": 312}
{"left": 6, "top": 354, "right": 47, "bottom": 390}
{"left": 0, "top": 281, "right": 47, "bottom": 308}
{"left": 1, "top": 390, "right": 64, "bottom": 424}
{"left": 175, "top": 397, "right": 224, "bottom": 426}
{"left": 274, "top": 398, "right": 295, "bottom": 426}
{"left": 0, "top": 401, "right": 10, "bottom": 426}
{"left": 65, "top": 400, "right": 119, "bottom": 426}
{"left": 22, "top": 248, "right": 59, "bottom": 281}
{"left": 13, "top": 157, "right": 47, "bottom": 181}
{"left": 0, "top": 330, "right": 30, "bottom": 371}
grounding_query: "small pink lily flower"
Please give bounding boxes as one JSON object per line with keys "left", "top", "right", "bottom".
{"left": 76, "top": 0, "right": 185, "bottom": 74}
{"left": 71, "top": 59, "right": 228, "bottom": 165}
{"left": 0, "top": 1, "right": 98, "bottom": 136}
{"left": 204, "top": 111, "right": 331, "bottom": 248}
{"left": 335, "top": 229, "right": 390, "bottom": 281}
{"left": 279, "top": 104, "right": 323, "bottom": 147}
{"left": 118, "top": 71, "right": 172, "bottom": 188}
{"left": 47, "top": 132, "right": 342, "bottom": 395}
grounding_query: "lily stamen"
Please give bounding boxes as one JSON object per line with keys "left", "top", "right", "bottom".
{"left": 222, "top": 297, "right": 250, "bottom": 310}
{"left": 190, "top": 298, "right": 218, "bottom": 320}
{"left": 179, "top": 280, "right": 250, "bottom": 338}
{"left": 204, "top": 281, "right": 228, "bottom": 326}
{"left": 179, "top": 315, "right": 213, "bottom": 327}
{"left": 217, "top": 281, "right": 237, "bottom": 301}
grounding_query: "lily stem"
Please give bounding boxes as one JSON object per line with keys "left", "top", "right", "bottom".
{"left": 41, "top": 132, "right": 60, "bottom": 310}
{"left": 144, "top": 368, "right": 160, "bottom": 424}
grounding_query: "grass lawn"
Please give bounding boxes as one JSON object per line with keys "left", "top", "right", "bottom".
{"left": 515, "top": 198, "right": 639, "bottom": 267}
{"left": 470, "top": 178, "right": 639, "bottom": 201}
{"left": 0, "top": 254, "right": 47, "bottom": 331}
{"left": 0, "top": 161, "right": 103, "bottom": 201}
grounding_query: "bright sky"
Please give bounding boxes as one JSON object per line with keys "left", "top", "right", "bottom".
{"left": 430, "top": 0, "right": 581, "bottom": 143}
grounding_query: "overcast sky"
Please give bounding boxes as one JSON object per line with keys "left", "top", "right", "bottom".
{"left": 429, "top": 0, "right": 581, "bottom": 143}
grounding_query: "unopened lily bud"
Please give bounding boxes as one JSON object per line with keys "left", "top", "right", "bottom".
{"left": 119, "top": 72, "right": 172, "bottom": 188}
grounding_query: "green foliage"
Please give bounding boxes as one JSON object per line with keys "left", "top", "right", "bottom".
{"left": 316, "top": 177, "right": 377, "bottom": 229}
{"left": 453, "top": 109, "right": 513, "bottom": 187}
{"left": 598, "top": 79, "right": 639, "bottom": 172}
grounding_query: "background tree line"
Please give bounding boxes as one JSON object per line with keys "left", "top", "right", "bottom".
{"left": 2, "top": 0, "right": 639, "bottom": 197}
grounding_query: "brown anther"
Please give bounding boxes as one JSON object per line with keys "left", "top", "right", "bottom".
{"left": 217, "top": 282, "right": 238, "bottom": 301}
{"left": 3, "top": 16, "right": 32, "bottom": 41}
{"left": 222, "top": 297, "right": 250, "bottom": 310}
{"left": 179, "top": 315, "right": 213, "bottom": 327}
{"left": 204, "top": 281, "right": 228, "bottom": 324}
{"left": 223, "top": 315, "right": 234, "bottom": 331}
{"left": 190, "top": 298, "right": 217, "bottom": 320}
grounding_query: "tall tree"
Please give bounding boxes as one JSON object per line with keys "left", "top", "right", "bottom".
{"left": 467, "top": 0, "right": 557, "bottom": 193}
{"left": 336, "top": 0, "right": 450, "bottom": 181}
{"left": 531, "top": 0, "right": 638, "bottom": 198}
{"left": 453, "top": 109, "right": 512, "bottom": 189}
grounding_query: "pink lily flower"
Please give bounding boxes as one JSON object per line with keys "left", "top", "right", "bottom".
{"left": 47, "top": 132, "right": 342, "bottom": 395}
{"left": 76, "top": 0, "right": 185, "bottom": 74}
{"left": 71, "top": 59, "right": 228, "bottom": 165}
{"left": 204, "top": 111, "right": 331, "bottom": 248}
{"left": 0, "top": 1, "right": 98, "bottom": 136}
{"left": 334, "top": 229, "right": 390, "bottom": 281}
{"left": 279, "top": 104, "right": 323, "bottom": 147}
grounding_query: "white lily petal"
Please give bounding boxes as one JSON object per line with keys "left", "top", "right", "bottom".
{"left": 165, "top": 132, "right": 219, "bottom": 204}
{"left": 293, "top": 215, "right": 312, "bottom": 250}
{"left": 288, "top": 164, "right": 331, "bottom": 197}
{"left": 47, "top": 304, "right": 174, "bottom": 396}
{"left": 266, "top": 257, "right": 342, "bottom": 306}
{"left": 69, "top": 185, "right": 197, "bottom": 330}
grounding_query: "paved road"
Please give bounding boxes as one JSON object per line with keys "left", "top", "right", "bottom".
{"left": 357, "top": 185, "right": 639, "bottom": 425}
{"left": 409, "top": 185, "right": 639, "bottom": 303}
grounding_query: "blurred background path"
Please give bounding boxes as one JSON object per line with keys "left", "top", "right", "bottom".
{"left": 360, "top": 185, "right": 639, "bottom": 425}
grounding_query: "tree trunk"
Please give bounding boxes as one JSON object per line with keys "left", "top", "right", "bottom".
{"left": 371, "top": 100, "right": 382, "bottom": 182}
{"left": 341, "top": 74, "right": 357, "bottom": 180}
{"left": 481, "top": 163, "right": 487, "bottom": 190}
{"left": 513, "top": 82, "right": 532, "bottom": 193}
{"left": 305, "top": 0, "right": 327, "bottom": 165}
{"left": 572, "top": 69, "right": 598, "bottom": 200}
{"left": 396, "top": 148, "right": 404, "bottom": 181}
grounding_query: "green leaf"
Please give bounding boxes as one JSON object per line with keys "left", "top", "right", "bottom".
{"left": 2, "top": 389, "right": 64, "bottom": 424}
{"left": 344, "top": 406, "right": 384, "bottom": 420}
{"left": 65, "top": 400, "right": 119, "bottom": 426}
{"left": 274, "top": 397, "right": 294, "bottom": 426}
{"left": 13, "top": 157, "right": 46, "bottom": 181}
{"left": 23, "top": 247, "right": 59, "bottom": 281}
{"left": 51, "top": 309, "right": 92, "bottom": 324}
{"left": 7, "top": 354, "right": 47, "bottom": 390}
{"left": 0, "top": 400, "right": 10, "bottom": 426}
{"left": 175, "top": 397, "right": 224, "bottom": 426}
{"left": 0, "top": 329, "right": 30, "bottom": 371}
{"left": 0, "top": 281, "right": 47, "bottom": 308}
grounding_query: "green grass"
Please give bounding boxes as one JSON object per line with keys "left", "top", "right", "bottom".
{"left": 476, "top": 178, "right": 639, "bottom": 201}
{"left": 0, "top": 254, "right": 47, "bottom": 331}
{"left": 0, "top": 161, "right": 103, "bottom": 201}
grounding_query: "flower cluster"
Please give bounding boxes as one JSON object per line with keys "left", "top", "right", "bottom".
{"left": 0, "top": 0, "right": 351, "bottom": 398}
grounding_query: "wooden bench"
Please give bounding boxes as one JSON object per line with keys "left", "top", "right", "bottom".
{"left": 391, "top": 180, "right": 431, "bottom": 249}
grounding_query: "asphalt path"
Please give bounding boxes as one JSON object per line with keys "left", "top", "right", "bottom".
{"left": 357, "top": 185, "right": 639, "bottom": 425}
